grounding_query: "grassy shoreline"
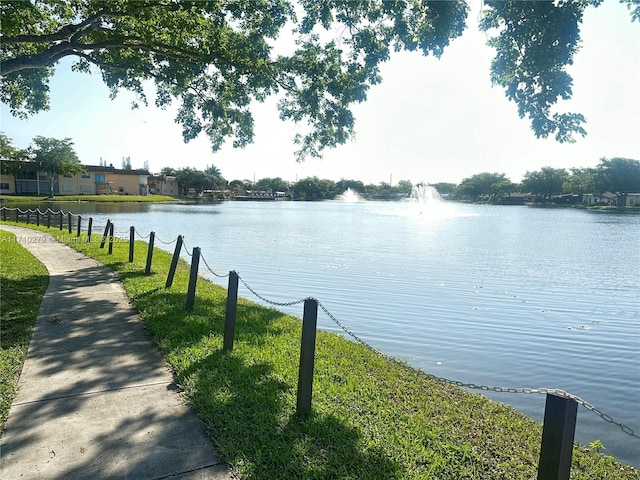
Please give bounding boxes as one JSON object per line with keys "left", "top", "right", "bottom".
{"left": 0, "top": 194, "right": 176, "bottom": 203}
{"left": 0, "top": 229, "right": 49, "bottom": 427}
{"left": 1, "top": 221, "right": 638, "bottom": 479}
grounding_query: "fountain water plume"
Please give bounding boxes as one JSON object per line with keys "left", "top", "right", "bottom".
{"left": 410, "top": 184, "right": 441, "bottom": 202}
{"left": 336, "top": 188, "right": 364, "bottom": 202}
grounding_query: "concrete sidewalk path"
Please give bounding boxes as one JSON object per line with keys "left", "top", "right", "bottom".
{"left": 0, "top": 225, "right": 234, "bottom": 480}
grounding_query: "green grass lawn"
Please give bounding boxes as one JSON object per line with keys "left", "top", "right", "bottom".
{"left": 0, "top": 194, "right": 175, "bottom": 203}
{"left": 0, "top": 229, "right": 49, "bottom": 427}
{"left": 1, "top": 220, "right": 638, "bottom": 479}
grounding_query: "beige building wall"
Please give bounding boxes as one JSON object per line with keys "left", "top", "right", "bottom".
{"left": 54, "top": 167, "right": 151, "bottom": 196}
{"left": 1, "top": 166, "right": 149, "bottom": 196}
{"left": 79, "top": 167, "right": 149, "bottom": 195}
{"left": 0, "top": 173, "right": 16, "bottom": 195}
{"left": 59, "top": 171, "right": 95, "bottom": 195}
{"left": 625, "top": 193, "right": 640, "bottom": 207}
{"left": 105, "top": 172, "right": 134, "bottom": 195}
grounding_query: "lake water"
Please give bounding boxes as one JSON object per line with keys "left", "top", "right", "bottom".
{"left": 12, "top": 199, "right": 640, "bottom": 466}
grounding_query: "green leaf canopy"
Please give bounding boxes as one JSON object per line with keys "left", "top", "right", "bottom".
{"left": 1, "top": 1, "right": 636, "bottom": 159}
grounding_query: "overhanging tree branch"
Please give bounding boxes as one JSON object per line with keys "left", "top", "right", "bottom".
{"left": 1, "top": 35, "right": 236, "bottom": 77}
{"left": 72, "top": 51, "right": 139, "bottom": 73}
{"left": 2, "top": 0, "right": 629, "bottom": 157}
{"left": 1, "top": 11, "right": 122, "bottom": 45}
{"left": 0, "top": 41, "right": 77, "bottom": 75}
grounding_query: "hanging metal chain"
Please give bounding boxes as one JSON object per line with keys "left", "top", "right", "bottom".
{"left": 237, "top": 273, "right": 307, "bottom": 307}
{"left": 315, "top": 299, "right": 640, "bottom": 441}
{"left": 134, "top": 228, "right": 152, "bottom": 240}
{"left": 422, "top": 381, "right": 639, "bottom": 440}
{"left": 200, "top": 253, "right": 230, "bottom": 278}
{"left": 154, "top": 234, "right": 178, "bottom": 245}
{"left": 316, "top": 299, "right": 386, "bottom": 356}
{"left": 4, "top": 207, "right": 65, "bottom": 216}
{"left": 181, "top": 240, "right": 193, "bottom": 257}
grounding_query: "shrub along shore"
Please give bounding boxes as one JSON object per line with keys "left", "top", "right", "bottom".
{"left": 1, "top": 222, "right": 638, "bottom": 479}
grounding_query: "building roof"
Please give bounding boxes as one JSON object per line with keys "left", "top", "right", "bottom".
{"left": 85, "top": 165, "right": 150, "bottom": 175}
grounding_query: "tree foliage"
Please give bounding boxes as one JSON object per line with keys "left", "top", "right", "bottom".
{"left": 455, "top": 172, "right": 515, "bottom": 200}
{"left": 254, "top": 177, "right": 290, "bottom": 193}
{"left": 395, "top": 180, "right": 414, "bottom": 196}
{"left": 563, "top": 167, "right": 597, "bottom": 194}
{"left": 594, "top": 157, "right": 640, "bottom": 194}
{"left": 336, "top": 178, "right": 365, "bottom": 193}
{"left": 521, "top": 160, "right": 640, "bottom": 198}
{"left": 293, "top": 176, "right": 337, "bottom": 200}
{"left": 2, "top": 133, "right": 83, "bottom": 192}
{"left": 520, "top": 167, "right": 569, "bottom": 198}
{"left": 430, "top": 182, "right": 457, "bottom": 195}
{"left": 481, "top": 1, "right": 586, "bottom": 143}
{"left": 2, "top": 0, "right": 634, "bottom": 160}
{"left": 0, "top": 132, "right": 20, "bottom": 159}
{"left": 29, "top": 135, "right": 84, "bottom": 197}
{"left": 160, "top": 165, "right": 227, "bottom": 194}
{"left": 0, "top": 0, "right": 467, "bottom": 160}
{"left": 0, "top": 132, "right": 30, "bottom": 173}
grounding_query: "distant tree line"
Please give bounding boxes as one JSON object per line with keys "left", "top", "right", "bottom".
{"left": 217, "top": 158, "right": 639, "bottom": 202}
{"left": 453, "top": 158, "right": 640, "bottom": 202}
{"left": 158, "top": 166, "right": 226, "bottom": 196}
{"left": 212, "top": 177, "right": 414, "bottom": 201}
{"left": 2, "top": 132, "right": 638, "bottom": 202}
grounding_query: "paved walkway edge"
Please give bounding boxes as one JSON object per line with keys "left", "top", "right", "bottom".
{"left": 0, "top": 225, "right": 234, "bottom": 480}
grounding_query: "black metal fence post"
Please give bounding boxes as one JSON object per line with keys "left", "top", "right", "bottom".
{"left": 15, "top": 208, "right": 18, "bottom": 222}
{"left": 67, "top": 212, "right": 72, "bottom": 233}
{"left": 2, "top": 208, "right": 6, "bottom": 222}
{"left": 145, "top": 231, "right": 155, "bottom": 274}
{"left": 59, "top": 211, "right": 63, "bottom": 230}
{"left": 77, "top": 215, "right": 81, "bottom": 237}
{"left": 165, "top": 235, "right": 183, "bottom": 288}
{"left": 108, "top": 222, "right": 115, "bottom": 254}
{"left": 100, "top": 220, "right": 111, "bottom": 248}
{"left": 47, "top": 211, "right": 51, "bottom": 228}
{"left": 296, "top": 298, "right": 318, "bottom": 416}
{"left": 185, "top": 247, "right": 200, "bottom": 311}
{"left": 36, "top": 210, "right": 40, "bottom": 226}
{"left": 129, "top": 226, "right": 135, "bottom": 262}
{"left": 537, "top": 393, "right": 578, "bottom": 480}
{"left": 87, "top": 217, "right": 93, "bottom": 242}
{"left": 26, "top": 210, "right": 30, "bottom": 225}
{"left": 224, "top": 271, "right": 239, "bottom": 351}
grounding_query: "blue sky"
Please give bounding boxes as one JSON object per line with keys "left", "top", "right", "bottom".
{"left": 1, "top": 0, "right": 638, "bottom": 185}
